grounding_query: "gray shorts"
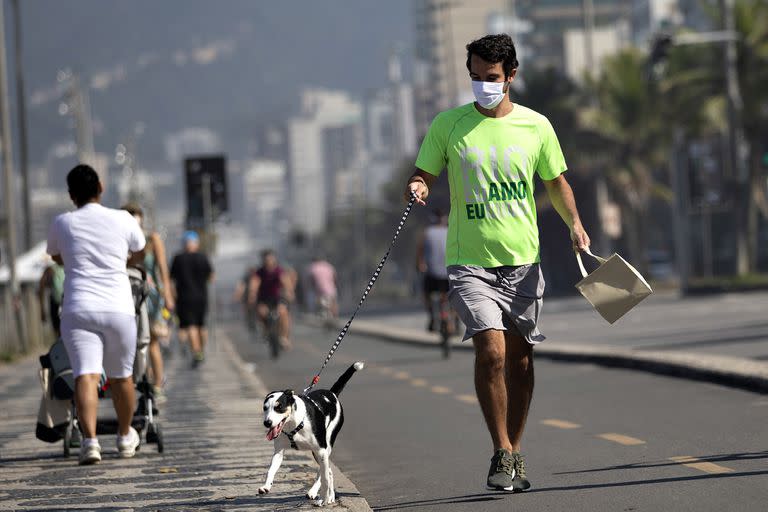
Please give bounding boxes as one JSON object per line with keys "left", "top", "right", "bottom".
{"left": 447, "top": 264, "right": 546, "bottom": 344}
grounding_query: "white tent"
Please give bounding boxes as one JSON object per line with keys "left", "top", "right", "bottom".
{"left": 0, "top": 241, "right": 50, "bottom": 285}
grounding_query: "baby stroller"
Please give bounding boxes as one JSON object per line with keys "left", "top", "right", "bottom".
{"left": 36, "top": 265, "right": 165, "bottom": 456}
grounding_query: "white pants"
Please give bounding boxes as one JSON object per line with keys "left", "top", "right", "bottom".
{"left": 60, "top": 311, "right": 137, "bottom": 379}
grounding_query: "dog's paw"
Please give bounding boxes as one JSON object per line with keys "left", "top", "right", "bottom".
{"left": 257, "top": 486, "right": 270, "bottom": 495}
{"left": 306, "top": 490, "right": 318, "bottom": 500}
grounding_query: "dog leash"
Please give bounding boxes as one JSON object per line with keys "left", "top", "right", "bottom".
{"left": 303, "top": 193, "right": 419, "bottom": 394}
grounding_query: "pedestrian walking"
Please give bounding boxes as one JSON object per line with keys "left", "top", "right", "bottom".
{"left": 38, "top": 260, "right": 65, "bottom": 338}
{"left": 122, "top": 203, "right": 175, "bottom": 402}
{"left": 170, "top": 231, "right": 213, "bottom": 367}
{"left": 416, "top": 209, "right": 452, "bottom": 333}
{"left": 404, "top": 34, "right": 590, "bottom": 492}
{"left": 46, "top": 164, "right": 146, "bottom": 465}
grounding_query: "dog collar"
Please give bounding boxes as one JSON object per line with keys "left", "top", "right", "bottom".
{"left": 285, "top": 420, "right": 304, "bottom": 449}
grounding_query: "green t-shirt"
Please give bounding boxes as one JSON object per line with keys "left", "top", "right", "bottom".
{"left": 415, "top": 102, "right": 567, "bottom": 267}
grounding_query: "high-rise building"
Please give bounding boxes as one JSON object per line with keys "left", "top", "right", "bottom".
{"left": 241, "top": 159, "right": 287, "bottom": 244}
{"left": 285, "top": 89, "right": 364, "bottom": 235}
{"left": 498, "top": 1, "right": 684, "bottom": 79}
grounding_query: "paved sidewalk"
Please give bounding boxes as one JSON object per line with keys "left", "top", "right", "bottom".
{"left": 340, "top": 291, "right": 768, "bottom": 393}
{"left": 0, "top": 334, "right": 371, "bottom": 511}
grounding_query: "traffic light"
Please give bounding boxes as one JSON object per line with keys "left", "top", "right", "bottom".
{"left": 184, "top": 155, "right": 228, "bottom": 229}
{"left": 647, "top": 32, "right": 674, "bottom": 80}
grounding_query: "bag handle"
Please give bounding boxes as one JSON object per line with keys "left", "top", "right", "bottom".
{"left": 576, "top": 247, "right": 607, "bottom": 278}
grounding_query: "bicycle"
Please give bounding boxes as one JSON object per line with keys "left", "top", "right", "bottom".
{"left": 428, "top": 291, "right": 455, "bottom": 359}
{"left": 263, "top": 306, "right": 281, "bottom": 360}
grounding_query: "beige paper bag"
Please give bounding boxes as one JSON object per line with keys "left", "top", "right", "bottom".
{"left": 575, "top": 248, "right": 653, "bottom": 324}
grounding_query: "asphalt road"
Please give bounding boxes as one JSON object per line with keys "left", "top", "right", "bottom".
{"left": 229, "top": 319, "right": 768, "bottom": 512}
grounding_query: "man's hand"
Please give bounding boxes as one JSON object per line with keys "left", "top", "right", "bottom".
{"left": 404, "top": 171, "right": 436, "bottom": 206}
{"left": 571, "top": 222, "right": 591, "bottom": 252}
{"left": 405, "top": 179, "right": 428, "bottom": 205}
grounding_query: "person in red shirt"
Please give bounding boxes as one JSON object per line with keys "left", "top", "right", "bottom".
{"left": 247, "top": 249, "right": 294, "bottom": 349}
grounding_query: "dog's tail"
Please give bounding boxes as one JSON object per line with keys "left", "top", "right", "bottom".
{"left": 330, "top": 361, "right": 365, "bottom": 396}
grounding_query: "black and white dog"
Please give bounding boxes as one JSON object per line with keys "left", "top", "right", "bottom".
{"left": 259, "top": 361, "right": 364, "bottom": 507}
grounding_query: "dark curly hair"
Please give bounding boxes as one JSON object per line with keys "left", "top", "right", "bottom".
{"left": 67, "top": 164, "right": 101, "bottom": 206}
{"left": 121, "top": 202, "right": 144, "bottom": 218}
{"left": 466, "top": 34, "right": 519, "bottom": 78}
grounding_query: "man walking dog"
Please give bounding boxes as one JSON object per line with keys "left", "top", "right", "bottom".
{"left": 405, "top": 34, "right": 590, "bottom": 492}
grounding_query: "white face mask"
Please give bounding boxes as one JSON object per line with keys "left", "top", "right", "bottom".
{"left": 472, "top": 80, "right": 507, "bottom": 109}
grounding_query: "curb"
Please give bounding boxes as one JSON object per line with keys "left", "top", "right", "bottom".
{"left": 218, "top": 332, "right": 374, "bottom": 512}
{"left": 340, "top": 319, "right": 768, "bottom": 394}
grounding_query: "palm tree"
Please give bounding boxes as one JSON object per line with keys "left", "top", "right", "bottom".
{"left": 577, "top": 48, "right": 672, "bottom": 273}
{"left": 732, "top": 0, "right": 768, "bottom": 271}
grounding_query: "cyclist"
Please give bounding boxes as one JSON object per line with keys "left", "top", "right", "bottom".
{"left": 416, "top": 209, "right": 452, "bottom": 333}
{"left": 307, "top": 255, "right": 338, "bottom": 320}
{"left": 247, "top": 249, "right": 293, "bottom": 349}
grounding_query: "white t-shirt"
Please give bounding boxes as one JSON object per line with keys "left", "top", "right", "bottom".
{"left": 47, "top": 203, "right": 146, "bottom": 315}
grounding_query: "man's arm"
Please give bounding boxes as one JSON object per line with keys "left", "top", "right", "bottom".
{"left": 38, "top": 267, "right": 52, "bottom": 322}
{"left": 542, "top": 174, "right": 590, "bottom": 251}
{"left": 281, "top": 269, "right": 296, "bottom": 302}
{"left": 404, "top": 170, "right": 438, "bottom": 205}
{"left": 247, "top": 274, "right": 261, "bottom": 306}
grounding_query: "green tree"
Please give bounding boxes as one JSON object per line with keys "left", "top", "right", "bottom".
{"left": 578, "top": 48, "right": 672, "bottom": 272}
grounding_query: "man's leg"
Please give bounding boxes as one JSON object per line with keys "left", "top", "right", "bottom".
{"left": 256, "top": 303, "right": 269, "bottom": 328}
{"left": 423, "top": 278, "right": 435, "bottom": 331}
{"left": 277, "top": 303, "right": 292, "bottom": 349}
{"left": 472, "top": 329, "right": 513, "bottom": 452}
{"left": 188, "top": 326, "right": 201, "bottom": 354}
{"left": 504, "top": 330, "right": 534, "bottom": 452}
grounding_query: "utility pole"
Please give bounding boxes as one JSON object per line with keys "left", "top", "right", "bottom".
{"left": 670, "top": 129, "right": 690, "bottom": 292}
{"left": 201, "top": 173, "right": 217, "bottom": 349}
{"left": 11, "top": 0, "right": 30, "bottom": 251}
{"left": 720, "top": 0, "right": 749, "bottom": 274}
{"left": 0, "top": 0, "right": 24, "bottom": 345}
{"left": 581, "top": 0, "right": 595, "bottom": 74}
{"left": 582, "top": 0, "right": 613, "bottom": 256}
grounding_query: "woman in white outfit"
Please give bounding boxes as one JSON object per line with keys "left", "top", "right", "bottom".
{"left": 47, "top": 165, "right": 146, "bottom": 465}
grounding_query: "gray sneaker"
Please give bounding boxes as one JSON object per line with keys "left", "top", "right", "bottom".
{"left": 486, "top": 449, "right": 516, "bottom": 491}
{"left": 511, "top": 452, "right": 532, "bottom": 492}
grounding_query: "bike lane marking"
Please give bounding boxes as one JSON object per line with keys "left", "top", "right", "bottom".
{"left": 669, "top": 456, "right": 735, "bottom": 474}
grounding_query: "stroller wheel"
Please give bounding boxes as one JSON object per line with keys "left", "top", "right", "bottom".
{"left": 146, "top": 423, "right": 164, "bottom": 453}
{"left": 146, "top": 422, "right": 156, "bottom": 442}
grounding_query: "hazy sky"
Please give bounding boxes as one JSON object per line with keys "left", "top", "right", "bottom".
{"left": 15, "top": 0, "right": 414, "bottom": 164}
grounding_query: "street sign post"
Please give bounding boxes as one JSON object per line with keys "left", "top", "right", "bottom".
{"left": 184, "top": 154, "right": 228, "bottom": 230}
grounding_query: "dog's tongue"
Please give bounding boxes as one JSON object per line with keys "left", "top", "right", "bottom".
{"left": 266, "top": 423, "right": 283, "bottom": 441}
